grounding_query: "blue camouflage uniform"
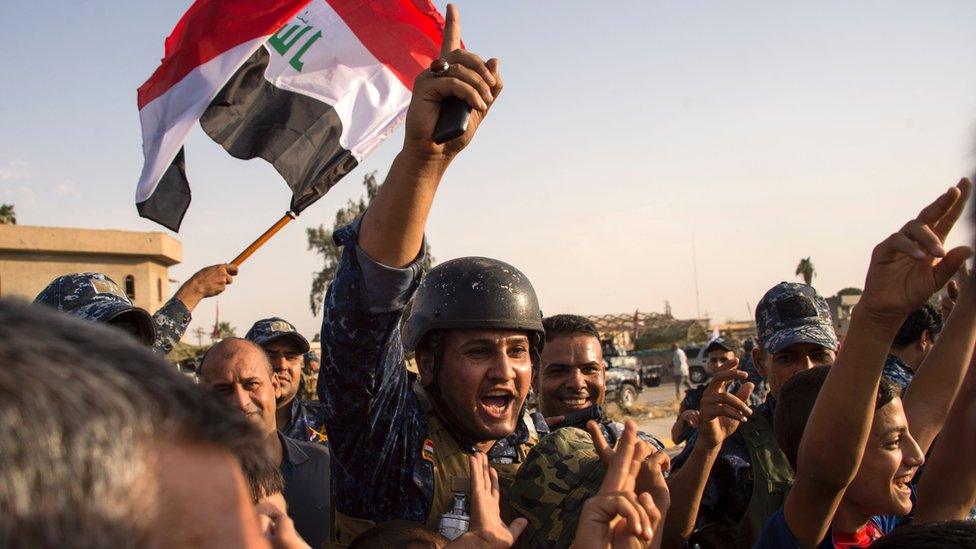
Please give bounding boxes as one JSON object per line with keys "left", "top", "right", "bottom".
{"left": 672, "top": 398, "right": 777, "bottom": 525}
{"left": 151, "top": 297, "right": 191, "bottom": 356}
{"left": 318, "top": 219, "right": 548, "bottom": 526}
{"left": 882, "top": 354, "right": 914, "bottom": 393}
{"left": 280, "top": 389, "right": 329, "bottom": 444}
{"left": 34, "top": 273, "right": 189, "bottom": 357}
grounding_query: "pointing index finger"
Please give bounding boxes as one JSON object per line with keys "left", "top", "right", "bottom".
{"left": 440, "top": 3, "right": 461, "bottom": 58}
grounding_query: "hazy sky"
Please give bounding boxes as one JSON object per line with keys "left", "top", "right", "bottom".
{"left": 2, "top": 1, "right": 974, "bottom": 340}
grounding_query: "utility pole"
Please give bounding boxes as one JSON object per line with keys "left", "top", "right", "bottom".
{"left": 691, "top": 235, "right": 702, "bottom": 320}
{"left": 193, "top": 327, "right": 205, "bottom": 347}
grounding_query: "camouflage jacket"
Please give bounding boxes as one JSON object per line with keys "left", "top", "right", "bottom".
{"left": 152, "top": 297, "right": 191, "bottom": 356}
{"left": 556, "top": 408, "right": 665, "bottom": 451}
{"left": 318, "top": 220, "right": 546, "bottom": 525}
{"left": 882, "top": 354, "right": 914, "bottom": 393}
{"left": 281, "top": 395, "right": 329, "bottom": 445}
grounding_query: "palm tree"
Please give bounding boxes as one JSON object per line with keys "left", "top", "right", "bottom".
{"left": 0, "top": 204, "right": 16, "bottom": 225}
{"left": 795, "top": 257, "right": 816, "bottom": 285}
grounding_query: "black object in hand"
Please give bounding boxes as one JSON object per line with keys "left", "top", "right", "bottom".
{"left": 432, "top": 96, "right": 471, "bottom": 144}
{"left": 561, "top": 405, "right": 604, "bottom": 429}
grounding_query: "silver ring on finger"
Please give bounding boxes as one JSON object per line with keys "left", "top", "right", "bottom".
{"left": 429, "top": 58, "right": 450, "bottom": 77}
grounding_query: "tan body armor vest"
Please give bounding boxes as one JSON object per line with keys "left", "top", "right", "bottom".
{"left": 691, "top": 407, "right": 795, "bottom": 549}
{"left": 332, "top": 387, "right": 539, "bottom": 545}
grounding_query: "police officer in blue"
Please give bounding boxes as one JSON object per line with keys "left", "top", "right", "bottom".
{"left": 245, "top": 318, "right": 328, "bottom": 445}
{"left": 318, "top": 6, "right": 541, "bottom": 542}
{"left": 34, "top": 264, "right": 235, "bottom": 356}
{"left": 666, "top": 282, "right": 839, "bottom": 548}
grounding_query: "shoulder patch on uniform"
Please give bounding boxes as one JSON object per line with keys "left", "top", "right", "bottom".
{"left": 422, "top": 438, "right": 435, "bottom": 463}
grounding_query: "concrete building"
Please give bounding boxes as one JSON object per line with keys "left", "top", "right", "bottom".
{"left": 826, "top": 293, "right": 861, "bottom": 341}
{"left": 0, "top": 225, "right": 181, "bottom": 313}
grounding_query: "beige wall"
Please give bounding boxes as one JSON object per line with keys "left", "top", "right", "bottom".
{"left": 0, "top": 225, "right": 182, "bottom": 314}
{"left": 0, "top": 252, "right": 172, "bottom": 313}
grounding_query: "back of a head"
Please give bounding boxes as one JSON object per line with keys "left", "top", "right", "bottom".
{"left": 542, "top": 314, "right": 599, "bottom": 343}
{"left": 775, "top": 366, "right": 898, "bottom": 470}
{"left": 0, "top": 299, "right": 262, "bottom": 548}
{"left": 348, "top": 520, "right": 448, "bottom": 549}
{"left": 870, "top": 520, "right": 976, "bottom": 549}
{"left": 892, "top": 303, "right": 943, "bottom": 348}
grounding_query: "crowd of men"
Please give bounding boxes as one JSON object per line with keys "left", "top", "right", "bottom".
{"left": 3, "top": 5, "right": 976, "bottom": 548}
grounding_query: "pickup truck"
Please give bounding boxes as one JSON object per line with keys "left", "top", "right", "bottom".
{"left": 601, "top": 342, "right": 660, "bottom": 410}
{"left": 605, "top": 362, "right": 643, "bottom": 411}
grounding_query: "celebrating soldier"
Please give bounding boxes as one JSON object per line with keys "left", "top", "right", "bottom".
{"left": 316, "top": 4, "right": 544, "bottom": 542}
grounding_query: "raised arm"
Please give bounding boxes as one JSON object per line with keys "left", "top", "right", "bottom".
{"left": 359, "top": 4, "right": 502, "bottom": 268}
{"left": 783, "top": 179, "right": 971, "bottom": 548}
{"left": 152, "top": 263, "right": 237, "bottom": 355}
{"left": 313, "top": 5, "right": 504, "bottom": 525}
{"left": 902, "top": 272, "right": 976, "bottom": 454}
{"left": 915, "top": 337, "right": 976, "bottom": 523}
{"left": 662, "top": 362, "right": 753, "bottom": 547}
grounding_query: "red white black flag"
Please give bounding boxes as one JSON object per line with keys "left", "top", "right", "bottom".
{"left": 135, "top": 0, "right": 445, "bottom": 231}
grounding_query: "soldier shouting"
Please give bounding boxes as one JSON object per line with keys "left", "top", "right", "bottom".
{"left": 317, "top": 4, "right": 537, "bottom": 543}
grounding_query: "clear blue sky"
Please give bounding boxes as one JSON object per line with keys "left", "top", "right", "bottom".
{"left": 2, "top": 1, "right": 974, "bottom": 339}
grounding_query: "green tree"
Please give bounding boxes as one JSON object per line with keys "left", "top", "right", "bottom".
{"left": 218, "top": 321, "right": 236, "bottom": 339}
{"left": 307, "top": 171, "right": 433, "bottom": 316}
{"left": 0, "top": 204, "right": 16, "bottom": 225}
{"left": 795, "top": 257, "right": 816, "bottom": 285}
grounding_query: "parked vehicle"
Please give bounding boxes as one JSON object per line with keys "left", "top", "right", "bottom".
{"left": 684, "top": 346, "right": 709, "bottom": 384}
{"left": 624, "top": 348, "right": 665, "bottom": 388}
{"left": 605, "top": 366, "right": 643, "bottom": 411}
{"left": 600, "top": 340, "right": 649, "bottom": 410}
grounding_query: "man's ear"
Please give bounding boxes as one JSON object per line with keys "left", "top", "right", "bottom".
{"left": 752, "top": 347, "right": 767, "bottom": 377}
{"left": 271, "top": 373, "right": 282, "bottom": 400}
{"left": 919, "top": 330, "right": 933, "bottom": 353}
{"left": 416, "top": 347, "right": 435, "bottom": 386}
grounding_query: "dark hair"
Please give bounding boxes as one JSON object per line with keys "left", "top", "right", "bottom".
{"left": 542, "top": 314, "right": 599, "bottom": 343}
{"left": 892, "top": 304, "right": 943, "bottom": 348}
{"left": 775, "top": 366, "right": 899, "bottom": 470}
{"left": 871, "top": 520, "right": 976, "bottom": 548}
{"left": 0, "top": 299, "right": 264, "bottom": 547}
{"left": 240, "top": 450, "right": 285, "bottom": 504}
{"left": 348, "top": 519, "right": 448, "bottom": 549}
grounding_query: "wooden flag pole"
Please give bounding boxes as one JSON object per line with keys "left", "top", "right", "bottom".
{"left": 230, "top": 211, "right": 297, "bottom": 266}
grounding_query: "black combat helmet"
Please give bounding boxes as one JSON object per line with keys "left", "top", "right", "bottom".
{"left": 402, "top": 257, "right": 545, "bottom": 353}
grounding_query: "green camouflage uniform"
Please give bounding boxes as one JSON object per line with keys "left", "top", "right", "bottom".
{"left": 508, "top": 427, "right": 608, "bottom": 548}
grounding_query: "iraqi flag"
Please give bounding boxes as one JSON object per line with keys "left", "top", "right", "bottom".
{"left": 136, "top": 0, "right": 445, "bottom": 231}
